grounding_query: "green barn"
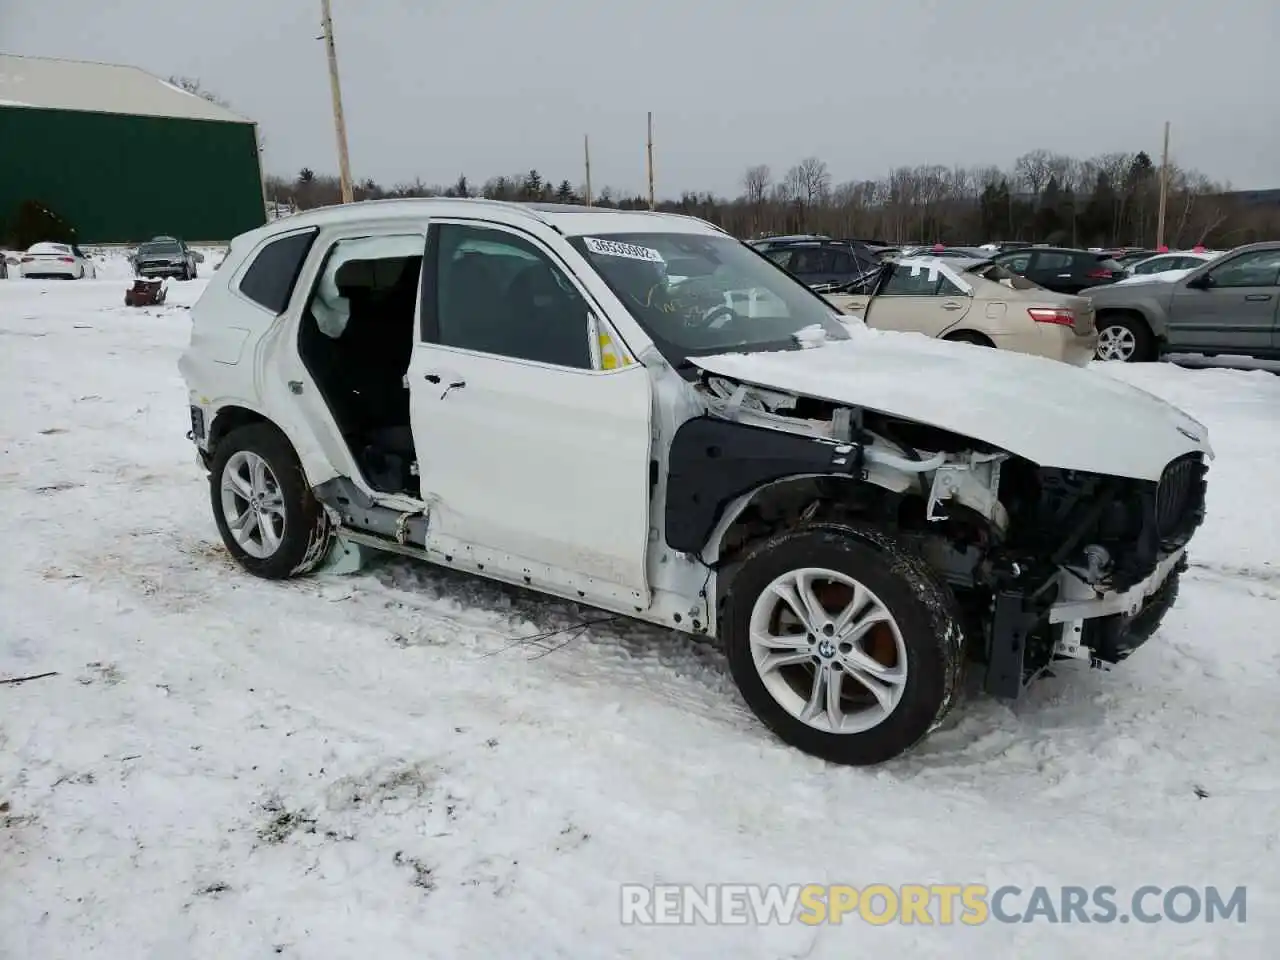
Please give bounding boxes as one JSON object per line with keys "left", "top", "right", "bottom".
{"left": 0, "top": 54, "right": 266, "bottom": 244}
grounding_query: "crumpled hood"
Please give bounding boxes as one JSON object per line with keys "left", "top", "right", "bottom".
{"left": 691, "top": 329, "right": 1211, "bottom": 482}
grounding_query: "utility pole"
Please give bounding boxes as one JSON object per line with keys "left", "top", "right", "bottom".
{"left": 320, "top": 0, "right": 354, "bottom": 203}
{"left": 646, "top": 112, "right": 655, "bottom": 210}
{"left": 584, "top": 134, "right": 593, "bottom": 206}
{"left": 1155, "top": 121, "right": 1170, "bottom": 249}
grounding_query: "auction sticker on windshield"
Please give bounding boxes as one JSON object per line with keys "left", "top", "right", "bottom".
{"left": 582, "top": 237, "right": 665, "bottom": 263}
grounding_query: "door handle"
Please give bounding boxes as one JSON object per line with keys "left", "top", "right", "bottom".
{"left": 1244, "top": 294, "right": 1272, "bottom": 302}
{"left": 424, "top": 372, "right": 466, "bottom": 398}
{"left": 942, "top": 301, "right": 963, "bottom": 311}
{"left": 1057, "top": 273, "right": 1072, "bottom": 278}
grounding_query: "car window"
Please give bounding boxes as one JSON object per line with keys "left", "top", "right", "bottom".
{"left": 828, "top": 249, "right": 856, "bottom": 273}
{"left": 790, "top": 248, "right": 833, "bottom": 275}
{"left": 1034, "top": 251, "right": 1074, "bottom": 271}
{"left": 998, "top": 253, "right": 1032, "bottom": 273}
{"left": 1206, "top": 250, "right": 1280, "bottom": 288}
{"left": 881, "top": 263, "right": 946, "bottom": 296}
{"left": 428, "top": 223, "right": 592, "bottom": 369}
{"left": 238, "top": 229, "right": 319, "bottom": 315}
{"left": 304, "top": 234, "right": 424, "bottom": 338}
{"left": 968, "top": 261, "right": 1040, "bottom": 290}
{"left": 568, "top": 231, "right": 848, "bottom": 361}
{"left": 765, "top": 249, "right": 795, "bottom": 270}
{"left": 1133, "top": 257, "right": 1174, "bottom": 275}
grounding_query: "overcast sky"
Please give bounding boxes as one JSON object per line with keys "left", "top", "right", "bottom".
{"left": 4, "top": 0, "right": 1277, "bottom": 195}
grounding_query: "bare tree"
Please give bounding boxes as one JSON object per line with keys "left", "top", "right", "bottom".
{"left": 1014, "top": 149, "right": 1054, "bottom": 196}
{"left": 793, "top": 156, "right": 831, "bottom": 207}
{"left": 742, "top": 165, "right": 772, "bottom": 206}
{"left": 742, "top": 164, "right": 772, "bottom": 234}
{"left": 167, "top": 75, "right": 230, "bottom": 108}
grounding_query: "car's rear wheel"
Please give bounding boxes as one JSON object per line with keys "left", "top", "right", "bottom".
{"left": 1095, "top": 314, "right": 1155, "bottom": 362}
{"left": 943, "top": 330, "right": 994, "bottom": 347}
{"left": 721, "top": 523, "right": 965, "bottom": 766}
{"left": 209, "top": 423, "right": 332, "bottom": 579}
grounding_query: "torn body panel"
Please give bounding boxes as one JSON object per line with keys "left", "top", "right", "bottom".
{"left": 683, "top": 371, "right": 1206, "bottom": 704}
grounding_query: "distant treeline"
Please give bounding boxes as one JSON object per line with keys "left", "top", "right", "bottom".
{"left": 267, "top": 148, "right": 1280, "bottom": 249}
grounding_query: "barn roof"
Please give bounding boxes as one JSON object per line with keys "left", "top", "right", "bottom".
{"left": 0, "top": 53, "right": 251, "bottom": 124}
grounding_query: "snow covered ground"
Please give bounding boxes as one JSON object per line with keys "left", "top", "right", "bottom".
{"left": 1, "top": 259, "right": 1277, "bottom": 958}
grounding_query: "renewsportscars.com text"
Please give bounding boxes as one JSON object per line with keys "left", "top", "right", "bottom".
{"left": 620, "top": 883, "right": 1247, "bottom": 926}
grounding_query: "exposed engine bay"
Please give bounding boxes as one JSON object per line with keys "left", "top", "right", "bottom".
{"left": 680, "top": 374, "right": 1208, "bottom": 698}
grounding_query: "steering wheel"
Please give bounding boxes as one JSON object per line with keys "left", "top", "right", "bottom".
{"left": 687, "top": 304, "right": 738, "bottom": 329}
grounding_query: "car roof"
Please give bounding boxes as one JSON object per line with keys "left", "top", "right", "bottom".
{"left": 250, "top": 198, "right": 726, "bottom": 241}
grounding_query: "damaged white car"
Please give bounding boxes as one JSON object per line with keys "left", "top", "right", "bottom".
{"left": 179, "top": 200, "right": 1212, "bottom": 766}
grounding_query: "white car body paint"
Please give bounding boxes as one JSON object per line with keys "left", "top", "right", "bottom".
{"left": 691, "top": 328, "right": 1211, "bottom": 482}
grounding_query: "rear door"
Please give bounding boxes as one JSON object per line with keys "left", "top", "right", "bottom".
{"left": 1025, "top": 250, "right": 1077, "bottom": 293}
{"left": 1165, "top": 248, "right": 1280, "bottom": 353}
{"left": 863, "top": 262, "right": 971, "bottom": 336}
{"left": 407, "top": 218, "right": 654, "bottom": 603}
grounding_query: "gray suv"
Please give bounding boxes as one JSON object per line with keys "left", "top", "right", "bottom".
{"left": 1090, "top": 241, "right": 1280, "bottom": 362}
{"left": 131, "top": 236, "right": 203, "bottom": 280}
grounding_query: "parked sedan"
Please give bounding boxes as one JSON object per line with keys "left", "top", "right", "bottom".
{"left": 991, "top": 246, "right": 1124, "bottom": 295}
{"left": 1124, "top": 249, "right": 1221, "bottom": 277}
{"left": 18, "top": 242, "right": 96, "bottom": 279}
{"left": 822, "top": 256, "right": 1098, "bottom": 365}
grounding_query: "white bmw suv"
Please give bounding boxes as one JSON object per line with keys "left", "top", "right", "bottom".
{"left": 179, "top": 199, "right": 1212, "bottom": 766}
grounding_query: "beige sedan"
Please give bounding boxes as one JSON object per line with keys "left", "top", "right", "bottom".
{"left": 822, "top": 256, "right": 1099, "bottom": 366}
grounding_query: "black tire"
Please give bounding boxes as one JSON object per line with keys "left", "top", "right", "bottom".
{"left": 943, "top": 331, "right": 994, "bottom": 347}
{"left": 1096, "top": 313, "right": 1156, "bottom": 362}
{"left": 208, "top": 422, "right": 333, "bottom": 580}
{"left": 721, "top": 523, "right": 965, "bottom": 766}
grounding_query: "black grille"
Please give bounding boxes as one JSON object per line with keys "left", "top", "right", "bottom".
{"left": 1156, "top": 454, "right": 1203, "bottom": 538}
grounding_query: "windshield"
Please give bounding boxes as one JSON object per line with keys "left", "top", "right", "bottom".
{"left": 568, "top": 232, "right": 849, "bottom": 361}
{"left": 138, "top": 243, "right": 182, "bottom": 257}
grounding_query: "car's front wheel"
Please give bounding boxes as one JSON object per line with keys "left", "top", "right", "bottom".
{"left": 1095, "top": 314, "right": 1155, "bottom": 362}
{"left": 209, "top": 423, "right": 332, "bottom": 579}
{"left": 721, "top": 523, "right": 965, "bottom": 766}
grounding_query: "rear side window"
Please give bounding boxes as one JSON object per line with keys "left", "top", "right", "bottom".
{"left": 765, "top": 249, "right": 795, "bottom": 270}
{"left": 1035, "top": 251, "right": 1074, "bottom": 271}
{"left": 238, "top": 229, "right": 319, "bottom": 315}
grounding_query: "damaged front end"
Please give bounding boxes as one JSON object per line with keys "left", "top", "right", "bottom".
{"left": 686, "top": 374, "right": 1208, "bottom": 700}
{"left": 977, "top": 452, "right": 1207, "bottom": 696}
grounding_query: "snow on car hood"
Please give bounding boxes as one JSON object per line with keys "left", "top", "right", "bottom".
{"left": 691, "top": 328, "right": 1211, "bottom": 482}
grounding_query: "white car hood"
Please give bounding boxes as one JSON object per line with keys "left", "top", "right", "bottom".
{"left": 691, "top": 329, "right": 1211, "bottom": 482}
{"left": 1114, "top": 268, "right": 1193, "bottom": 286}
